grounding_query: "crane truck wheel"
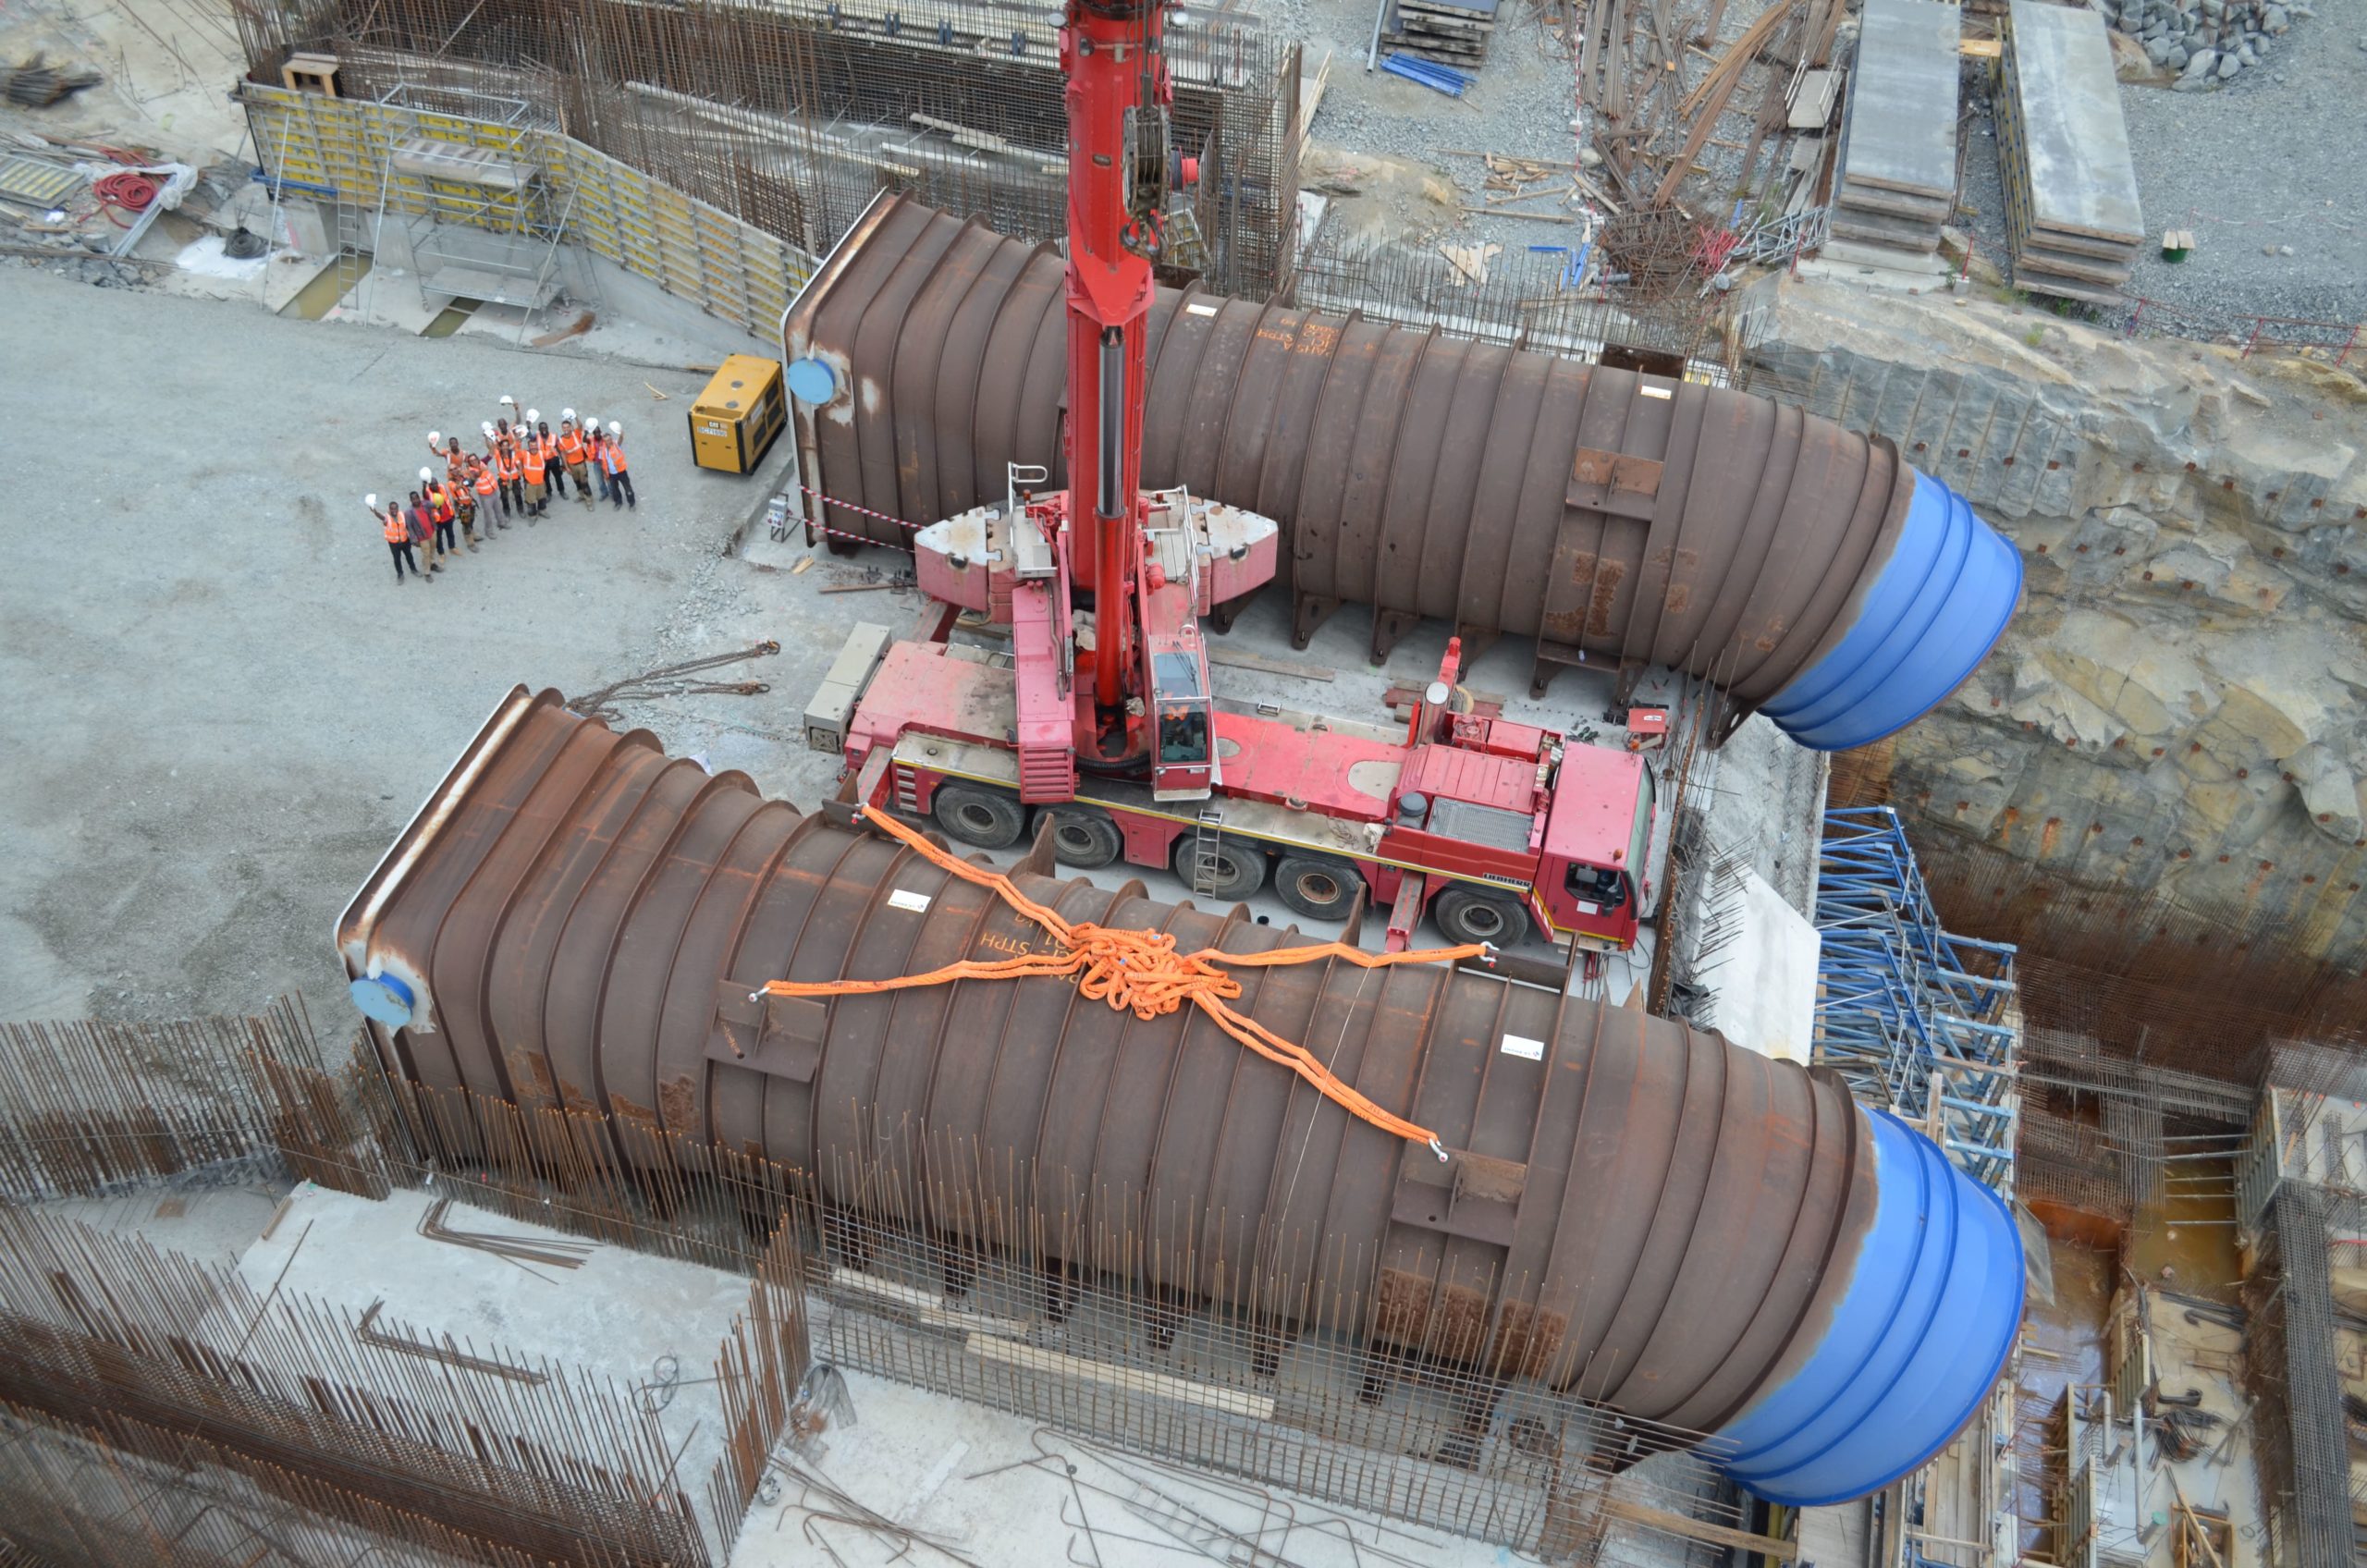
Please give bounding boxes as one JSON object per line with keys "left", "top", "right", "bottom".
{"left": 1170, "top": 834, "right": 1268, "bottom": 901}
{"left": 1430, "top": 884, "right": 1527, "bottom": 947}
{"left": 1273, "top": 855, "right": 1361, "bottom": 921}
{"left": 932, "top": 782, "right": 1026, "bottom": 850}
{"left": 1035, "top": 802, "right": 1123, "bottom": 868}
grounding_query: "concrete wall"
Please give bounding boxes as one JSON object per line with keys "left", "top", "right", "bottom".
{"left": 241, "top": 84, "right": 816, "bottom": 341}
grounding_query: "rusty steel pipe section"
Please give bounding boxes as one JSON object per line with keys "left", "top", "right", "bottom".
{"left": 339, "top": 690, "right": 2022, "bottom": 1504}
{"left": 781, "top": 194, "right": 2021, "bottom": 751}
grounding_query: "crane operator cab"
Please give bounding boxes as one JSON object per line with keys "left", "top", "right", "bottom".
{"left": 1149, "top": 651, "right": 1215, "bottom": 801}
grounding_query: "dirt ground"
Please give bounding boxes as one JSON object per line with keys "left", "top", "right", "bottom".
{"left": 0, "top": 268, "right": 801, "bottom": 1021}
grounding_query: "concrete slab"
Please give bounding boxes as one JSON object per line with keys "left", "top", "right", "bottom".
{"left": 731, "top": 1366, "right": 1514, "bottom": 1567}
{"left": 43, "top": 1183, "right": 289, "bottom": 1268}
{"left": 2007, "top": 1, "right": 2144, "bottom": 242}
{"left": 1837, "top": 0, "right": 1961, "bottom": 201}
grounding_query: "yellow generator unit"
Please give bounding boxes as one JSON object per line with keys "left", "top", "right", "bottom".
{"left": 687, "top": 355, "right": 787, "bottom": 474}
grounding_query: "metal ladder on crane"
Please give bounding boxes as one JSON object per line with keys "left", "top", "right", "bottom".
{"left": 1189, "top": 808, "right": 1225, "bottom": 897}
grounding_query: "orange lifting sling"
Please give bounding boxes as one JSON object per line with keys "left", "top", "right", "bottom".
{"left": 758, "top": 806, "right": 1497, "bottom": 1157}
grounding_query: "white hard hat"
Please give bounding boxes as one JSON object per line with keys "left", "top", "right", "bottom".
{"left": 500, "top": 395, "right": 515, "bottom": 406}
{"left": 561, "top": 407, "right": 576, "bottom": 422}
{"left": 481, "top": 421, "right": 496, "bottom": 437}
{"left": 420, "top": 467, "right": 434, "bottom": 482}
{"left": 365, "top": 493, "right": 377, "bottom": 508}
{"left": 525, "top": 408, "right": 540, "bottom": 423}
{"left": 428, "top": 429, "right": 442, "bottom": 445}
{"left": 607, "top": 421, "right": 620, "bottom": 435}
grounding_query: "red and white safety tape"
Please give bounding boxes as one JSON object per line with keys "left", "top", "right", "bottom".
{"left": 798, "top": 483, "right": 922, "bottom": 532}
{"left": 791, "top": 483, "right": 923, "bottom": 554}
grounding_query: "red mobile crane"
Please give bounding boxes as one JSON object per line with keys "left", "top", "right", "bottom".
{"left": 814, "top": 0, "right": 1658, "bottom": 951}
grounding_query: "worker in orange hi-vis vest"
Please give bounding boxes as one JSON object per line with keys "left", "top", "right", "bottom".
{"left": 521, "top": 407, "right": 550, "bottom": 508}
{"left": 535, "top": 419, "right": 568, "bottom": 502}
{"left": 420, "top": 470, "right": 464, "bottom": 559}
{"left": 520, "top": 423, "right": 550, "bottom": 521}
{"left": 429, "top": 434, "right": 480, "bottom": 548}
{"left": 490, "top": 426, "right": 523, "bottom": 521}
{"left": 404, "top": 490, "right": 441, "bottom": 575}
{"left": 600, "top": 420, "right": 635, "bottom": 510}
{"left": 583, "top": 419, "right": 609, "bottom": 503}
{"left": 558, "top": 411, "right": 594, "bottom": 507}
{"left": 367, "top": 493, "right": 420, "bottom": 585}
{"left": 468, "top": 454, "right": 500, "bottom": 538}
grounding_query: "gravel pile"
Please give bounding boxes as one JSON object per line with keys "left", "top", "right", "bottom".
{"left": 2114, "top": 4, "right": 2367, "bottom": 325}
{"left": 2098, "top": 0, "right": 2302, "bottom": 87}
{"left": 1953, "top": 86, "right": 2013, "bottom": 284}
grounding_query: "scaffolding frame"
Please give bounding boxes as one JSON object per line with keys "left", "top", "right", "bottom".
{"left": 1812, "top": 805, "right": 2020, "bottom": 1191}
{"left": 366, "top": 81, "right": 583, "bottom": 338}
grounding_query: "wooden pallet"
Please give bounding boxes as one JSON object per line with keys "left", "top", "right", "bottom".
{"left": 1386, "top": 0, "right": 1493, "bottom": 62}
{"left": 1382, "top": 28, "right": 1488, "bottom": 64}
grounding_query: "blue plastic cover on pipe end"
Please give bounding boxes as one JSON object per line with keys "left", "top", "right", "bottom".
{"left": 349, "top": 971, "right": 415, "bottom": 1027}
{"left": 1759, "top": 469, "right": 2022, "bottom": 752}
{"left": 1709, "top": 1109, "right": 2024, "bottom": 1507}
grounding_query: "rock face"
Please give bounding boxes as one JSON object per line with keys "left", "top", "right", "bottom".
{"left": 1747, "top": 277, "right": 2367, "bottom": 965}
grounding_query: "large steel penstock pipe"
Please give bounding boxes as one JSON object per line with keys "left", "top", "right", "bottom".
{"left": 339, "top": 690, "right": 2022, "bottom": 1505}
{"left": 782, "top": 194, "right": 2021, "bottom": 751}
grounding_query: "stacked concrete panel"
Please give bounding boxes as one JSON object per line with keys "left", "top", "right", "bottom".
{"left": 1829, "top": 0, "right": 1960, "bottom": 260}
{"left": 1998, "top": 0, "right": 2144, "bottom": 304}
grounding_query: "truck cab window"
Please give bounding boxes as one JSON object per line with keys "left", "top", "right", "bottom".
{"left": 1158, "top": 703, "right": 1210, "bottom": 765}
{"left": 1565, "top": 862, "right": 1628, "bottom": 911}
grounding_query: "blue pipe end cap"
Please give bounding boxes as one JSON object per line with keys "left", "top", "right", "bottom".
{"left": 1710, "top": 1109, "right": 2024, "bottom": 1506}
{"left": 349, "top": 971, "right": 415, "bottom": 1027}
{"left": 786, "top": 357, "right": 838, "bottom": 404}
{"left": 1760, "top": 469, "right": 2022, "bottom": 752}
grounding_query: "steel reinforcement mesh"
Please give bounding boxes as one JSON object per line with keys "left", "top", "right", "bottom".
{"left": 2249, "top": 1186, "right": 2354, "bottom": 1568}
{"left": 0, "top": 1206, "right": 707, "bottom": 1567}
{"left": 791, "top": 1129, "right": 1750, "bottom": 1563}
{"left": 0, "top": 998, "right": 366, "bottom": 1201}
{"left": 233, "top": 0, "right": 1303, "bottom": 298}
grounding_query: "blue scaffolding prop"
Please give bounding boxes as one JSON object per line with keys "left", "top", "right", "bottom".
{"left": 1812, "top": 806, "right": 2020, "bottom": 1193}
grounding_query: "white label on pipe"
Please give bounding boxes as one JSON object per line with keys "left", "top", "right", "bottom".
{"left": 1500, "top": 1034, "right": 1545, "bottom": 1060}
{"left": 888, "top": 888, "right": 932, "bottom": 913}
{"left": 1185, "top": 301, "right": 1220, "bottom": 316}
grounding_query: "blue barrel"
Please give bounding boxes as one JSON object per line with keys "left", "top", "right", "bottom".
{"left": 1760, "top": 469, "right": 2023, "bottom": 753}
{"left": 1710, "top": 1108, "right": 2024, "bottom": 1505}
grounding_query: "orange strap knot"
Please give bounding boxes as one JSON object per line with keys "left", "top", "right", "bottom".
{"left": 756, "top": 806, "right": 1499, "bottom": 1158}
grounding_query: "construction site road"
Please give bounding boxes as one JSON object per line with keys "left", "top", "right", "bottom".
{"left": 0, "top": 268, "right": 803, "bottom": 1021}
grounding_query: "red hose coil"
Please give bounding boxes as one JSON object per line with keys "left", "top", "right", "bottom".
{"left": 93, "top": 170, "right": 160, "bottom": 228}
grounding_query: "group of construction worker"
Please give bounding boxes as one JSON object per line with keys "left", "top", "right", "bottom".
{"left": 366, "top": 399, "right": 637, "bottom": 585}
